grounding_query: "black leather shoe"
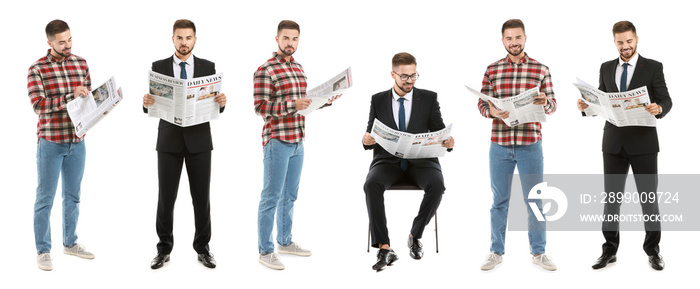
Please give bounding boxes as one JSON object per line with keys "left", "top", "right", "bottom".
{"left": 592, "top": 254, "right": 616, "bottom": 269}
{"left": 372, "top": 249, "right": 398, "bottom": 271}
{"left": 649, "top": 254, "right": 664, "bottom": 270}
{"left": 198, "top": 252, "right": 217, "bottom": 268}
{"left": 150, "top": 254, "right": 170, "bottom": 269}
{"left": 408, "top": 236, "right": 423, "bottom": 260}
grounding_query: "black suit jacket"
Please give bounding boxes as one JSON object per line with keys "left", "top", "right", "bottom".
{"left": 364, "top": 88, "right": 448, "bottom": 170}
{"left": 598, "top": 55, "right": 672, "bottom": 155}
{"left": 144, "top": 56, "right": 224, "bottom": 153}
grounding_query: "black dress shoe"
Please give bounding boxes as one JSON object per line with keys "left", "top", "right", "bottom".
{"left": 372, "top": 249, "right": 398, "bottom": 271}
{"left": 649, "top": 254, "right": 664, "bottom": 270}
{"left": 408, "top": 236, "right": 423, "bottom": 260}
{"left": 592, "top": 254, "right": 616, "bottom": 269}
{"left": 151, "top": 254, "right": 170, "bottom": 269}
{"left": 198, "top": 252, "right": 217, "bottom": 268}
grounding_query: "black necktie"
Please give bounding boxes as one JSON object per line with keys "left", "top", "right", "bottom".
{"left": 398, "top": 97, "right": 407, "bottom": 171}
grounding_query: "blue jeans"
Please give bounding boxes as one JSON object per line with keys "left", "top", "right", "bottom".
{"left": 34, "top": 138, "right": 86, "bottom": 254}
{"left": 258, "top": 139, "right": 304, "bottom": 254}
{"left": 489, "top": 141, "right": 546, "bottom": 255}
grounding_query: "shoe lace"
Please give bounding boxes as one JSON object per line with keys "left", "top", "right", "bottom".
{"left": 270, "top": 253, "right": 279, "bottom": 262}
{"left": 537, "top": 254, "right": 552, "bottom": 262}
{"left": 38, "top": 254, "right": 51, "bottom": 261}
{"left": 487, "top": 253, "right": 500, "bottom": 261}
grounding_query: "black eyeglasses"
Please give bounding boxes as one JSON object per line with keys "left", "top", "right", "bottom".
{"left": 393, "top": 72, "right": 419, "bottom": 81}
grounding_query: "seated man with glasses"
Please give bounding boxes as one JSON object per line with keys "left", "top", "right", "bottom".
{"left": 362, "top": 52, "right": 455, "bottom": 271}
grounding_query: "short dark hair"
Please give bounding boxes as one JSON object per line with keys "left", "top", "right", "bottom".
{"left": 277, "top": 20, "right": 300, "bottom": 34}
{"left": 173, "top": 19, "right": 196, "bottom": 34}
{"left": 612, "top": 21, "right": 636, "bottom": 35}
{"left": 45, "top": 19, "right": 70, "bottom": 40}
{"left": 501, "top": 19, "right": 525, "bottom": 35}
{"left": 392, "top": 52, "right": 416, "bottom": 68}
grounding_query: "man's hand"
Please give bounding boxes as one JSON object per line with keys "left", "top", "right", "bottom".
{"left": 362, "top": 132, "right": 376, "bottom": 146}
{"left": 215, "top": 93, "right": 227, "bottom": 107}
{"left": 645, "top": 103, "right": 662, "bottom": 115}
{"left": 295, "top": 98, "right": 312, "bottom": 110}
{"left": 489, "top": 101, "right": 509, "bottom": 119}
{"left": 577, "top": 99, "right": 589, "bottom": 112}
{"left": 533, "top": 93, "right": 547, "bottom": 105}
{"left": 143, "top": 94, "right": 155, "bottom": 107}
{"left": 327, "top": 94, "right": 342, "bottom": 104}
{"left": 441, "top": 136, "right": 455, "bottom": 149}
{"left": 74, "top": 86, "right": 89, "bottom": 98}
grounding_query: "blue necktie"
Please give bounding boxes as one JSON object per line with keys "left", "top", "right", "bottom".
{"left": 398, "top": 97, "right": 407, "bottom": 171}
{"left": 620, "top": 63, "right": 629, "bottom": 92}
{"left": 179, "top": 62, "right": 187, "bottom": 79}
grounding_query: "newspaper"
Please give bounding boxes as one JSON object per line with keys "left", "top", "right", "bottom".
{"left": 66, "top": 76, "right": 122, "bottom": 137}
{"left": 370, "top": 119, "right": 452, "bottom": 159}
{"left": 573, "top": 78, "right": 656, "bottom": 127}
{"left": 465, "top": 85, "right": 545, "bottom": 127}
{"left": 297, "top": 67, "right": 352, "bottom": 116}
{"left": 147, "top": 71, "right": 223, "bottom": 127}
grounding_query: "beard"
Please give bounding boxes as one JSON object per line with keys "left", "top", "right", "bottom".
{"left": 177, "top": 44, "right": 194, "bottom": 57}
{"left": 506, "top": 44, "right": 523, "bottom": 57}
{"left": 619, "top": 46, "right": 636, "bottom": 61}
{"left": 53, "top": 46, "right": 71, "bottom": 58}
{"left": 395, "top": 79, "right": 414, "bottom": 94}
{"left": 278, "top": 44, "right": 296, "bottom": 56}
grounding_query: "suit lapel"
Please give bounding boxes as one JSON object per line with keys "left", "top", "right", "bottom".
{"left": 384, "top": 89, "right": 399, "bottom": 130}
{"left": 406, "top": 88, "right": 420, "bottom": 132}
{"left": 164, "top": 56, "right": 175, "bottom": 77}
{"left": 606, "top": 59, "right": 619, "bottom": 92}
{"left": 628, "top": 55, "right": 646, "bottom": 90}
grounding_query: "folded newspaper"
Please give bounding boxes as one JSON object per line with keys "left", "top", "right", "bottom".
{"left": 465, "top": 85, "right": 545, "bottom": 127}
{"left": 67, "top": 76, "right": 122, "bottom": 137}
{"left": 296, "top": 67, "right": 352, "bottom": 116}
{"left": 573, "top": 78, "right": 655, "bottom": 127}
{"left": 370, "top": 119, "right": 452, "bottom": 159}
{"left": 147, "top": 71, "right": 223, "bottom": 127}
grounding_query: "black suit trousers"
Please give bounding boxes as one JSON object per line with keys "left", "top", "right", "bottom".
{"left": 364, "top": 163, "right": 444, "bottom": 248}
{"left": 602, "top": 148, "right": 660, "bottom": 256}
{"left": 156, "top": 149, "right": 212, "bottom": 254}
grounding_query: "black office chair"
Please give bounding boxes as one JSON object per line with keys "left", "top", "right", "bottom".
{"left": 367, "top": 179, "right": 439, "bottom": 253}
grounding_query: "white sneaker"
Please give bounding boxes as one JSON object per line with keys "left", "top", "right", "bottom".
{"left": 533, "top": 254, "right": 557, "bottom": 271}
{"left": 37, "top": 253, "right": 53, "bottom": 271}
{"left": 63, "top": 244, "right": 95, "bottom": 259}
{"left": 278, "top": 242, "right": 312, "bottom": 257}
{"left": 480, "top": 252, "right": 503, "bottom": 270}
{"left": 259, "top": 253, "right": 285, "bottom": 270}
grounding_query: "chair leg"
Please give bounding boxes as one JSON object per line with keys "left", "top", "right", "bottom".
{"left": 435, "top": 211, "right": 439, "bottom": 253}
{"left": 367, "top": 223, "right": 371, "bottom": 253}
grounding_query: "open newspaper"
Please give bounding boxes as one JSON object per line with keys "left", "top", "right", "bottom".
{"left": 147, "top": 71, "right": 223, "bottom": 127}
{"left": 297, "top": 67, "right": 352, "bottom": 116}
{"left": 465, "top": 85, "right": 545, "bottom": 127}
{"left": 370, "top": 119, "right": 452, "bottom": 159}
{"left": 67, "top": 76, "right": 122, "bottom": 137}
{"left": 573, "top": 78, "right": 655, "bottom": 127}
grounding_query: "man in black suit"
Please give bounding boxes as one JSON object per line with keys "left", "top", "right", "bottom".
{"left": 578, "top": 21, "right": 672, "bottom": 271}
{"left": 362, "top": 52, "right": 455, "bottom": 271}
{"left": 142, "top": 19, "right": 226, "bottom": 270}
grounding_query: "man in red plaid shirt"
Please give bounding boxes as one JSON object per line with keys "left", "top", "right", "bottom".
{"left": 253, "top": 20, "right": 339, "bottom": 270}
{"left": 27, "top": 19, "right": 95, "bottom": 271}
{"left": 478, "top": 19, "right": 557, "bottom": 271}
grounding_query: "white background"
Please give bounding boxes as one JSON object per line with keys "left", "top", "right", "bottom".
{"left": 2, "top": 0, "right": 696, "bottom": 288}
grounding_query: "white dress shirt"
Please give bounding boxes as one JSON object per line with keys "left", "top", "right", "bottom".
{"left": 173, "top": 54, "right": 194, "bottom": 80}
{"left": 391, "top": 87, "right": 413, "bottom": 130}
{"left": 615, "top": 52, "right": 639, "bottom": 91}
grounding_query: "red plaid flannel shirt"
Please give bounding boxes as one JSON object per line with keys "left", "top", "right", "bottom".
{"left": 254, "top": 52, "right": 307, "bottom": 146}
{"left": 478, "top": 54, "right": 556, "bottom": 146}
{"left": 27, "top": 50, "right": 91, "bottom": 143}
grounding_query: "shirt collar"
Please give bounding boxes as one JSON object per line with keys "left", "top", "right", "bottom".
{"left": 273, "top": 52, "right": 295, "bottom": 64}
{"left": 618, "top": 52, "right": 639, "bottom": 67}
{"left": 173, "top": 54, "right": 193, "bottom": 66}
{"left": 392, "top": 87, "right": 413, "bottom": 102}
{"left": 505, "top": 52, "right": 530, "bottom": 65}
{"left": 46, "top": 49, "right": 68, "bottom": 63}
